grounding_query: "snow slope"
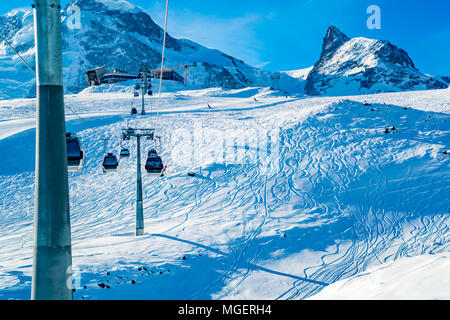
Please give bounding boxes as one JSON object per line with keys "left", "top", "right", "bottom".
{"left": 309, "top": 253, "right": 449, "bottom": 300}
{"left": 0, "top": 87, "right": 449, "bottom": 300}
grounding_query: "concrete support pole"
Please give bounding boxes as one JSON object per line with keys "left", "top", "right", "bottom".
{"left": 31, "top": 0, "right": 73, "bottom": 300}
{"left": 136, "top": 135, "right": 144, "bottom": 236}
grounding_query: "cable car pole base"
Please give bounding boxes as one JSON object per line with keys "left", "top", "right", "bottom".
{"left": 136, "top": 228, "right": 144, "bottom": 237}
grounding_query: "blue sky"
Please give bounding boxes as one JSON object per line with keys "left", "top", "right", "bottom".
{"left": 2, "top": 0, "right": 450, "bottom": 75}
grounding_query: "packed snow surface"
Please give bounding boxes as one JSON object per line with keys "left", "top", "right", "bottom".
{"left": 309, "top": 253, "right": 449, "bottom": 300}
{"left": 0, "top": 86, "right": 448, "bottom": 300}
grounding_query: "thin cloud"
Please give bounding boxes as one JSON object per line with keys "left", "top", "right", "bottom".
{"left": 255, "top": 61, "right": 271, "bottom": 68}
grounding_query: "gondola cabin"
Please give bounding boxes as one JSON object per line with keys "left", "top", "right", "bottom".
{"left": 66, "top": 133, "right": 84, "bottom": 172}
{"left": 131, "top": 108, "right": 137, "bottom": 115}
{"left": 103, "top": 153, "right": 119, "bottom": 172}
{"left": 120, "top": 148, "right": 130, "bottom": 157}
{"left": 134, "top": 92, "right": 139, "bottom": 97}
{"left": 145, "top": 153, "right": 164, "bottom": 176}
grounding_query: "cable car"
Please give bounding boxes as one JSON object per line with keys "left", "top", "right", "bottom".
{"left": 131, "top": 107, "right": 137, "bottom": 115}
{"left": 66, "top": 133, "right": 84, "bottom": 172}
{"left": 145, "top": 151, "right": 164, "bottom": 176}
{"left": 134, "top": 92, "right": 139, "bottom": 97}
{"left": 135, "top": 84, "right": 140, "bottom": 90}
{"left": 120, "top": 148, "right": 130, "bottom": 157}
{"left": 145, "top": 156, "right": 164, "bottom": 176}
{"left": 148, "top": 90, "right": 153, "bottom": 96}
{"left": 103, "top": 153, "right": 119, "bottom": 172}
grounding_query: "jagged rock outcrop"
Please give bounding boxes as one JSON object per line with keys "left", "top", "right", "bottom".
{"left": 305, "top": 26, "right": 447, "bottom": 96}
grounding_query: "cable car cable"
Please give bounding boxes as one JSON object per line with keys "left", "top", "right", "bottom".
{"left": 1, "top": 37, "right": 87, "bottom": 122}
{"left": 154, "top": 0, "right": 170, "bottom": 136}
{"left": 1, "top": 37, "right": 36, "bottom": 74}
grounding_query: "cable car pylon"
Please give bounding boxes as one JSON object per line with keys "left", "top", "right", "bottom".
{"left": 122, "top": 127, "right": 164, "bottom": 236}
{"left": 138, "top": 64, "right": 152, "bottom": 116}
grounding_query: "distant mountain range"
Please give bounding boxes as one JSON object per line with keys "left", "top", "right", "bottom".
{"left": 0, "top": 1, "right": 448, "bottom": 100}
{"left": 0, "top": 0, "right": 303, "bottom": 99}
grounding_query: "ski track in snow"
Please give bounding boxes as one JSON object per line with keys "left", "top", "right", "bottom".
{"left": 0, "top": 87, "right": 449, "bottom": 300}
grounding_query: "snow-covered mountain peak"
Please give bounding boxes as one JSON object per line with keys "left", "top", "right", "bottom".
{"left": 320, "top": 26, "right": 350, "bottom": 60}
{"left": 2, "top": 7, "right": 31, "bottom": 19}
{"left": 64, "top": 0, "right": 179, "bottom": 50}
{"left": 0, "top": 7, "right": 33, "bottom": 39}
{"left": 305, "top": 26, "right": 447, "bottom": 96}
{"left": 282, "top": 66, "right": 313, "bottom": 80}
{"left": 0, "top": 0, "right": 304, "bottom": 99}
{"left": 324, "top": 26, "right": 349, "bottom": 41}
